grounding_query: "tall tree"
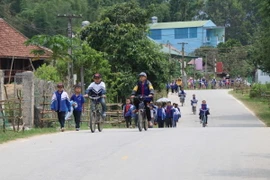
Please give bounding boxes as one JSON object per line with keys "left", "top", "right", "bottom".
{"left": 169, "top": 0, "right": 204, "bottom": 21}
{"left": 81, "top": 1, "right": 172, "bottom": 100}
{"left": 202, "top": 0, "right": 260, "bottom": 45}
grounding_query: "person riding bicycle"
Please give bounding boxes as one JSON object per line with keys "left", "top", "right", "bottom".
{"left": 211, "top": 77, "right": 216, "bottom": 89}
{"left": 178, "top": 89, "right": 186, "bottom": 98}
{"left": 190, "top": 94, "right": 198, "bottom": 110}
{"left": 199, "top": 100, "right": 210, "bottom": 124}
{"left": 84, "top": 73, "right": 106, "bottom": 117}
{"left": 131, "top": 72, "right": 154, "bottom": 126}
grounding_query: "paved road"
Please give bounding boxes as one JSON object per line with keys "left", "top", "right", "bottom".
{"left": 0, "top": 90, "right": 269, "bottom": 180}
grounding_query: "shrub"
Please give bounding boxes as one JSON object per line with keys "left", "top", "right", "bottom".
{"left": 250, "top": 83, "right": 270, "bottom": 98}
{"left": 35, "top": 64, "right": 60, "bottom": 82}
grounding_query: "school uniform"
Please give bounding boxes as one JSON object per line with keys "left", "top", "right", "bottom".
{"left": 51, "top": 90, "right": 71, "bottom": 129}
{"left": 70, "top": 94, "right": 85, "bottom": 129}
{"left": 123, "top": 104, "right": 134, "bottom": 128}
{"left": 156, "top": 107, "right": 166, "bottom": 128}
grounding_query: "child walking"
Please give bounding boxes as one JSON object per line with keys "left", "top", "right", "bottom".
{"left": 123, "top": 98, "right": 134, "bottom": 128}
{"left": 51, "top": 83, "right": 71, "bottom": 132}
{"left": 156, "top": 103, "right": 166, "bottom": 128}
{"left": 70, "top": 84, "right": 85, "bottom": 131}
{"left": 172, "top": 104, "right": 181, "bottom": 127}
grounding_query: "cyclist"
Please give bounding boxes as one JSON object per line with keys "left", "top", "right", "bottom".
{"left": 131, "top": 72, "right": 154, "bottom": 126}
{"left": 84, "top": 73, "right": 106, "bottom": 117}
{"left": 199, "top": 100, "right": 210, "bottom": 125}
{"left": 190, "top": 94, "right": 198, "bottom": 111}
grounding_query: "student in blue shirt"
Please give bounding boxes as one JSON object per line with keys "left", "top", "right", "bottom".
{"left": 51, "top": 83, "right": 71, "bottom": 132}
{"left": 70, "top": 84, "right": 85, "bottom": 131}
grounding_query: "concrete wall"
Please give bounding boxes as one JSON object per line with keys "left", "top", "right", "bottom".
{"left": 22, "top": 71, "right": 34, "bottom": 127}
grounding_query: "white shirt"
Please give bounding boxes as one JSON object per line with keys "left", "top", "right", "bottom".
{"left": 86, "top": 81, "right": 106, "bottom": 96}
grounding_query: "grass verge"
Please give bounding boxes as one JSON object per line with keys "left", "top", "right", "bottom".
{"left": 230, "top": 91, "right": 270, "bottom": 126}
{"left": 0, "top": 128, "right": 57, "bottom": 144}
{"left": 0, "top": 121, "right": 126, "bottom": 144}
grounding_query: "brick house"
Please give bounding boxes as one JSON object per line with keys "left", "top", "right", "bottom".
{"left": 0, "top": 18, "right": 51, "bottom": 83}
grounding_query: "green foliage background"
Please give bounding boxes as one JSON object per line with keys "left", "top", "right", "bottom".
{"left": 2, "top": 0, "right": 270, "bottom": 99}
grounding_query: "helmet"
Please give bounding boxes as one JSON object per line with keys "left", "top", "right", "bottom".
{"left": 139, "top": 72, "right": 147, "bottom": 77}
{"left": 57, "top": 83, "right": 64, "bottom": 88}
{"left": 93, "top": 73, "right": 101, "bottom": 78}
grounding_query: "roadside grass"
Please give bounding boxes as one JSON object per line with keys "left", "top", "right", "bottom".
{"left": 0, "top": 128, "right": 57, "bottom": 144}
{"left": 0, "top": 90, "right": 167, "bottom": 144}
{"left": 230, "top": 91, "right": 270, "bottom": 126}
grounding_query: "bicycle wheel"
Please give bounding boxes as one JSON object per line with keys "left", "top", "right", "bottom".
{"left": 137, "top": 111, "right": 143, "bottom": 132}
{"left": 192, "top": 107, "right": 196, "bottom": 115}
{"left": 143, "top": 113, "right": 148, "bottom": 131}
{"left": 90, "top": 111, "right": 96, "bottom": 133}
{"left": 97, "top": 113, "right": 104, "bottom": 132}
{"left": 202, "top": 115, "right": 206, "bottom": 127}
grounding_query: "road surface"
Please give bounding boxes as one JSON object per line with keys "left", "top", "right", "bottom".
{"left": 0, "top": 90, "right": 269, "bottom": 180}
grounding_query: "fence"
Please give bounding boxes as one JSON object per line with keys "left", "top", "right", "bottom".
{"left": 0, "top": 70, "right": 132, "bottom": 130}
{"left": 0, "top": 90, "right": 24, "bottom": 132}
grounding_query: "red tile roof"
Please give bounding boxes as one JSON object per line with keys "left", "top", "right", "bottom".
{"left": 0, "top": 18, "right": 51, "bottom": 59}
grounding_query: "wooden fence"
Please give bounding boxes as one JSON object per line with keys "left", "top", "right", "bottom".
{"left": 0, "top": 89, "right": 24, "bottom": 132}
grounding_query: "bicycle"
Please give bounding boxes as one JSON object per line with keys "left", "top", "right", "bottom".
{"left": 88, "top": 96, "right": 104, "bottom": 133}
{"left": 133, "top": 96, "right": 150, "bottom": 132}
{"left": 192, "top": 102, "right": 197, "bottom": 115}
{"left": 200, "top": 109, "right": 208, "bottom": 127}
{"left": 179, "top": 94, "right": 185, "bottom": 106}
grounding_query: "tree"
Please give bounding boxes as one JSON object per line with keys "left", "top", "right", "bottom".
{"left": 254, "top": 0, "right": 270, "bottom": 73}
{"left": 201, "top": 0, "right": 260, "bottom": 45}
{"left": 169, "top": 0, "right": 204, "bottom": 21}
{"left": 81, "top": 1, "right": 172, "bottom": 100}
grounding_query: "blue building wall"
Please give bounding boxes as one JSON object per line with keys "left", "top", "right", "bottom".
{"left": 148, "top": 20, "right": 225, "bottom": 54}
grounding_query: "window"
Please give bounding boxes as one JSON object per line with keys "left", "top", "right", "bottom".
{"left": 261, "top": 71, "right": 269, "bottom": 76}
{"left": 189, "top": 28, "right": 197, "bottom": 38}
{"left": 175, "top": 28, "right": 188, "bottom": 39}
{"left": 149, "top": 29, "right": 161, "bottom": 40}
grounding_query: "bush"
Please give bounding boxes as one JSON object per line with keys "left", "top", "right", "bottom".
{"left": 250, "top": 83, "right": 270, "bottom": 98}
{"left": 35, "top": 64, "right": 60, "bottom": 82}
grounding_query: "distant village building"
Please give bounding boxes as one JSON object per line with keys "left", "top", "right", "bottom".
{"left": 0, "top": 18, "right": 51, "bottom": 83}
{"left": 255, "top": 69, "right": 270, "bottom": 84}
{"left": 148, "top": 18, "right": 225, "bottom": 54}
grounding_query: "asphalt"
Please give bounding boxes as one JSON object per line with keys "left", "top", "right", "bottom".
{"left": 0, "top": 89, "right": 269, "bottom": 180}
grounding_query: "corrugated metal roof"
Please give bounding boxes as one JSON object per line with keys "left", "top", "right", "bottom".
{"left": 150, "top": 20, "right": 209, "bottom": 29}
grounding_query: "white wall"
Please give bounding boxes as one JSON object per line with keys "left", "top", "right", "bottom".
{"left": 256, "top": 69, "right": 270, "bottom": 84}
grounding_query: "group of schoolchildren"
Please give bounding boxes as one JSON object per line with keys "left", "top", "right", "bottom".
{"left": 50, "top": 73, "right": 106, "bottom": 132}
{"left": 50, "top": 83, "right": 85, "bottom": 132}
{"left": 191, "top": 94, "right": 210, "bottom": 124}
{"left": 123, "top": 99, "right": 181, "bottom": 129}
{"left": 166, "top": 78, "right": 182, "bottom": 94}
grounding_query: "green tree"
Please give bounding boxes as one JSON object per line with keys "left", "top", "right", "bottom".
{"left": 201, "top": 0, "right": 260, "bottom": 45}
{"left": 169, "top": 0, "right": 204, "bottom": 21}
{"left": 81, "top": 1, "right": 171, "bottom": 100}
{"left": 255, "top": 0, "right": 270, "bottom": 73}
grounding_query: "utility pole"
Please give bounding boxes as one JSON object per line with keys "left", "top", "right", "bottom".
{"left": 178, "top": 42, "right": 188, "bottom": 88}
{"left": 205, "top": 53, "right": 208, "bottom": 78}
{"left": 57, "top": 14, "right": 82, "bottom": 89}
